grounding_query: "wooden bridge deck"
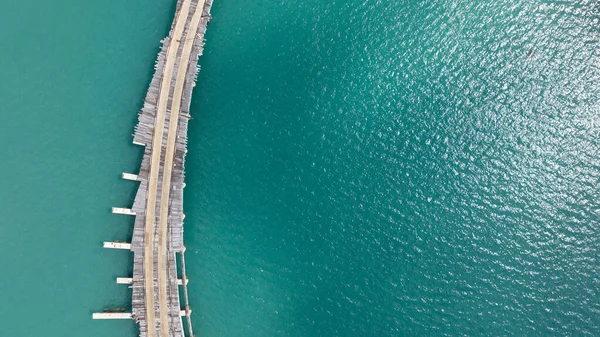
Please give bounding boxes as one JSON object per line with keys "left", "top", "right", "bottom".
{"left": 95, "top": 0, "right": 214, "bottom": 336}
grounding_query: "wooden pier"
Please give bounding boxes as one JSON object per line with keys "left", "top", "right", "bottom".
{"left": 93, "top": 0, "right": 214, "bottom": 336}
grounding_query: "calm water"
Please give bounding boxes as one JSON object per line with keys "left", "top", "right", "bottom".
{"left": 1, "top": 0, "right": 599, "bottom": 336}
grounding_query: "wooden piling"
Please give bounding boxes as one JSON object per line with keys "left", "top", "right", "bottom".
{"left": 98, "top": 0, "right": 214, "bottom": 336}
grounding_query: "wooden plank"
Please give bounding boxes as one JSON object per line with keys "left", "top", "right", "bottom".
{"left": 112, "top": 207, "right": 135, "bottom": 216}
{"left": 103, "top": 242, "right": 132, "bottom": 250}
{"left": 92, "top": 313, "right": 132, "bottom": 320}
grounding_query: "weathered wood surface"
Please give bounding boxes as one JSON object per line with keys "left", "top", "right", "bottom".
{"left": 125, "top": 0, "right": 214, "bottom": 336}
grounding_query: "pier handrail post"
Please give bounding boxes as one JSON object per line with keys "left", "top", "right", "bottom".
{"left": 180, "top": 248, "right": 194, "bottom": 337}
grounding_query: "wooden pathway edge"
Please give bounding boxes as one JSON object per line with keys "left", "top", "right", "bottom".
{"left": 94, "top": 0, "right": 214, "bottom": 336}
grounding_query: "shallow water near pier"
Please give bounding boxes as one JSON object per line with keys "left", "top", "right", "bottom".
{"left": 1, "top": 0, "right": 600, "bottom": 336}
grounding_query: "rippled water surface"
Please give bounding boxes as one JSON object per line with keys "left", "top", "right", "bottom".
{"left": 0, "top": 0, "right": 599, "bottom": 336}
{"left": 188, "top": 0, "right": 600, "bottom": 335}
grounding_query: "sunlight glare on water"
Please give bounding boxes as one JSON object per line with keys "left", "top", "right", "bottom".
{"left": 0, "top": 0, "right": 598, "bottom": 336}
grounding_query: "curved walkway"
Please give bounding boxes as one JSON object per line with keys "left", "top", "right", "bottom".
{"left": 156, "top": 1, "right": 207, "bottom": 336}
{"left": 143, "top": 0, "right": 193, "bottom": 336}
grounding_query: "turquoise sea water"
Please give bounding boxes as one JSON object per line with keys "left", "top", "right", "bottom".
{"left": 1, "top": 0, "right": 599, "bottom": 336}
